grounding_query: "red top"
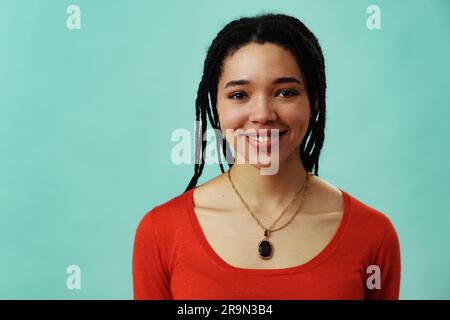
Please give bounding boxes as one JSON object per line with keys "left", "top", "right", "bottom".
{"left": 132, "top": 187, "right": 401, "bottom": 300}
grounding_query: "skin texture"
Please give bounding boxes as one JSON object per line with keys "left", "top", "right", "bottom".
{"left": 193, "top": 42, "right": 344, "bottom": 269}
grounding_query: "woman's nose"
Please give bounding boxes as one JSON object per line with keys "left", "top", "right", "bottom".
{"left": 248, "top": 97, "right": 277, "bottom": 124}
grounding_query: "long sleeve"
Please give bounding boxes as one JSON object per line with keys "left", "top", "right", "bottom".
{"left": 364, "top": 218, "right": 401, "bottom": 300}
{"left": 132, "top": 210, "right": 173, "bottom": 300}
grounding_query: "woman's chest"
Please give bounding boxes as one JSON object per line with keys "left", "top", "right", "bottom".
{"left": 193, "top": 206, "right": 344, "bottom": 270}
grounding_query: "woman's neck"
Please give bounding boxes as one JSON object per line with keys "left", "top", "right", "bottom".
{"left": 228, "top": 151, "right": 309, "bottom": 215}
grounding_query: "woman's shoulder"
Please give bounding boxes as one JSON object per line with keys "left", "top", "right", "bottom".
{"left": 342, "top": 191, "right": 401, "bottom": 267}
{"left": 343, "top": 190, "right": 399, "bottom": 242}
{"left": 346, "top": 191, "right": 393, "bottom": 222}
{"left": 136, "top": 189, "right": 193, "bottom": 233}
{"left": 312, "top": 175, "right": 398, "bottom": 242}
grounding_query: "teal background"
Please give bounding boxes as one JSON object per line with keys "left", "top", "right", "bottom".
{"left": 0, "top": 0, "right": 449, "bottom": 299}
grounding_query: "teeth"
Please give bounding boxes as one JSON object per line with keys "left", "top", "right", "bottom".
{"left": 249, "top": 135, "right": 270, "bottom": 142}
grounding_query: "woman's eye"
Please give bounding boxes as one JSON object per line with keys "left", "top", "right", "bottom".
{"left": 229, "top": 92, "right": 247, "bottom": 100}
{"left": 277, "top": 89, "right": 298, "bottom": 97}
{"left": 228, "top": 90, "right": 298, "bottom": 100}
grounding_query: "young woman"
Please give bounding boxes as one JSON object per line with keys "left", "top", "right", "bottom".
{"left": 133, "top": 13, "right": 401, "bottom": 300}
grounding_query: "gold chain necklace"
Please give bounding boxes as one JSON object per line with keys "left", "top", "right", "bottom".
{"left": 227, "top": 168, "right": 311, "bottom": 260}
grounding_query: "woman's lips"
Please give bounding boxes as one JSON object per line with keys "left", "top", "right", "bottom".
{"left": 245, "top": 130, "right": 288, "bottom": 150}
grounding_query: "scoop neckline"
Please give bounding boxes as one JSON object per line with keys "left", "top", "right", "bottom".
{"left": 186, "top": 185, "right": 351, "bottom": 275}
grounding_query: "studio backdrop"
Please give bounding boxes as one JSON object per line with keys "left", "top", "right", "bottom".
{"left": 0, "top": 0, "right": 449, "bottom": 299}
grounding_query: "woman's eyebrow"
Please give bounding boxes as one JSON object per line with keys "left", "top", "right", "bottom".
{"left": 273, "top": 77, "right": 302, "bottom": 85}
{"left": 223, "top": 77, "right": 302, "bottom": 89}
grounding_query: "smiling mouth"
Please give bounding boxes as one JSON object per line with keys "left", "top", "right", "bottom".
{"left": 237, "top": 129, "right": 288, "bottom": 138}
{"left": 236, "top": 129, "right": 288, "bottom": 149}
{"left": 247, "top": 132, "right": 287, "bottom": 142}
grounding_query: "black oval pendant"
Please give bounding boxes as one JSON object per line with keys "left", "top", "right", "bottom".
{"left": 258, "top": 240, "right": 273, "bottom": 259}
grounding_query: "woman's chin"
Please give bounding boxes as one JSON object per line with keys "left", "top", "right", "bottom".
{"left": 243, "top": 151, "right": 283, "bottom": 174}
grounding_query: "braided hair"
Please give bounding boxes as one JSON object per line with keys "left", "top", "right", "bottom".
{"left": 185, "top": 13, "right": 327, "bottom": 192}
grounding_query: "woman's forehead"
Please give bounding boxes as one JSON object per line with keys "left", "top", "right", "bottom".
{"left": 222, "top": 42, "right": 300, "bottom": 70}
{"left": 219, "top": 42, "right": 303, "bottom": 86}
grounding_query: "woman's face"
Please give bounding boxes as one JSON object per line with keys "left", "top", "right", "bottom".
{"left": 217, "top": 42, "right": 312, "bottom": 172}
